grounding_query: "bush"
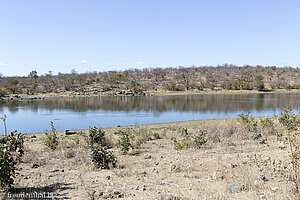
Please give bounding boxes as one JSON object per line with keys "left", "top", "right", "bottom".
{"left": 88, "top": 127, "right": 107, "bottom": 148}
{"left": 194, "top": 130, "right": 208, "bottom": 148}
{"left": 88, "top": 127, "right": 117, "bottom": 169}
{"left": 118, "top": 130, "right": 133, "bottom": 155}
{"left": 90, "top": 147, "right": 117, "bottom": 169}
{"left": 44, "top": 121, "right": 58, "bottom": 150}
{"left": 0, "top": 116, "right": 24, "bottom": 190}
{"left": 254, "top": 105, "right": 300, "bottom": 194}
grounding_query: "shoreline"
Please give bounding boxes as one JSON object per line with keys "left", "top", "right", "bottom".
{"left": 26, "top": 116, "right": 271, "bottom": 137}
{"left": 2, "top": 89, "right": 300, "bottom": 101}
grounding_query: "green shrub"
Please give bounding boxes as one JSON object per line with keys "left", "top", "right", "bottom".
{"left": 171, "top": 136, "right": 192, "bottom": 150}
{"left": 88, "top": 127, "right": 107, "bottom": 148}
{"left": 253, "top": 105, "right": 300, "bottom": 194}
{"left": 88, "top": 127, "right": 117, "bottom": 169}
{"left": 0, "top": 89, "right": 7, "bottom": 98}
{"left": 153, "top": 133, "right": 161, "bottom": 139}
{"left": 260, "top": 117, "right": 274, "bottom": 128}
{"left": 90, "top": 147, "right": 117, "bottom": 169}
{"left": 194, "top": 130, "right": 208, "bottom": 148}
{"left": 44, "top": 121, "right": 58, "bottom": 150}
{"left": 118, "top": 130, "right": 133, "bottom": 155}
{"left": 0, "top": 115, "right": 24, "bottom": 190}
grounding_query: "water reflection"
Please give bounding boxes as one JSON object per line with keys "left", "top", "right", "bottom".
{"left": 0, "top": 93, "right": 299, "bottom": 133}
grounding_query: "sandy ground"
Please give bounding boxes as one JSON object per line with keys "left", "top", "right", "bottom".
{"left": 1, "top": 118, "right": 299, "bottom": 199}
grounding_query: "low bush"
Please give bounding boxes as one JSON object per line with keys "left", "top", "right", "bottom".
{"left": 118, "top": 130, "right": 133, "bottom": 155}
{"left": 0, "top": 116, "right": 24, "bottom": 190}
{"left": 88, "top": 127, "right": 117, "bottom": 169}
{"left": 44, "top": 121, "right": 58, "bottom": 150}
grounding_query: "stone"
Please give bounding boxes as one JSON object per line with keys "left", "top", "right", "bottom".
{"left": 144, "top": 154, "right": 152, "bottom": 159}
{"left": 32, "top": 163, "right": 40, "bottom": 168}
{"left": 228, "top": 182, "right": 243, "bottom": 193}
{"left": 271, "top": 187, "right": 279, "bottom": 192}
{"left": 170, "top": 164, "right": 180, "bottom": 173}
{"left": 49, "top": 168, "right": 59, "bottom": 173}
{"left": 259, "top": 173, "right": 268, "bottom": 182}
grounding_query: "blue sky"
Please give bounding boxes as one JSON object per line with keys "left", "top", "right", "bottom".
{"left": 0, "top": 0, "right": 299, "bottom": 76}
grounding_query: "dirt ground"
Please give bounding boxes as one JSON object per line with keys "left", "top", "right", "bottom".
{"left": 2, "top": 118, "right": 299, "bottom": 199}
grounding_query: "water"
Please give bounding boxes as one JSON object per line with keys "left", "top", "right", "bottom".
{"left": 0, "top": 93, "right": 300, "bottom": 134}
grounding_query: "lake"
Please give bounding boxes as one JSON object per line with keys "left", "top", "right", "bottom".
{"left": 0, "top": 93, "right": 300, "bottom": 134}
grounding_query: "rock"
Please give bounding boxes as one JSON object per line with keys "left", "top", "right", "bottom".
{"left": 259, "top": 173, "right": 268, "bottom": 182}
{"left": 271, "top": 187, "right": 279, "bottom": 192}
{"left": 228, "top": 182, "right": 243, "bottom": 193}
{"left": 49, "top": 168, "right": 59, "bottom": 173}
{"left": 170, "top": 164, "right": 180, "bottom": 173}
{"left": 139, "top": 171, "right": 147, "bottom": 177}
{"left": 32, "top": 163, "right": 40, "bottom": 168}
{"left": 65, "top": 130, "right": 77, "bottom": 135}
{"left": 113, "top": 191, "right": 124, "bottom": 198}
{"left": 144, "top": 154, "right": 152, "bottom": 159}
{"left": 31, "top": 135, "right": 37, "bottom": 138}
{"left": 106, "top": 175, "right": 111, "bottom": 180}
{"left": 160, "top": 195, "right": 180, "bottom": 200}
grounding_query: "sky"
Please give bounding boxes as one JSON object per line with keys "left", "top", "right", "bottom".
{"left": 0, "top": 0, "right": 300, "bottom": 76}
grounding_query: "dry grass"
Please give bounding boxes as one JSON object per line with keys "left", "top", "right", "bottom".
{"left": 4, "top": 118, "right": 299, "bottom": 199}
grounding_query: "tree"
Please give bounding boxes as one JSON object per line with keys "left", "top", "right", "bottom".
{"left": 255, "top": 75, "right": 265, "bottom": 91}
{"left": 28, "top": 70, "right": 38, "bottom": 78}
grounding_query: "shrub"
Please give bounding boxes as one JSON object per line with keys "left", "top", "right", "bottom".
{"left": 253, "top": 105, "right": 300, "bottom": 194}
{"left": 260, "top": 117, "right": 274, "bottom": 128}
{"left": 88, "top": 127, "right": 107, "bottom": 148}
{"left": 118, "top": 130, "right": 133, "bottom": 155}
{"left": 88, "top": 127, "right": 117, "bottom": 169}
{"left": 0, "top": 116, "right": 24, "bottom": 190}
{"left": 153, "top": 133, "right": 161, "bottom": 139}
{"left": 44, "top": 121, "right": 58, "bottom": 150}
{"left": 278, "top": 105, "right": 300, "bottom": 193}
{"left": 90, "top": 147, "right": 117, "bottom": 169}
{"left": 171, "top": 136, "right": 192, "bottom": 150}
{"left": 194, "top": 130, "right": 208, "bottom": 148}
{"left": 0, "top": 89, "right": 7, "bottom": 98}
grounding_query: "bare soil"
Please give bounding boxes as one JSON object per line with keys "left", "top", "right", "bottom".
{"left": 3, "top": 118, "right": 299, "bottom": 199}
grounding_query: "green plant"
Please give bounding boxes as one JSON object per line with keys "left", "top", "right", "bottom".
{"left": 44, "top": 121, "right": 58, "bottom": 150}
{"left": 118, "top": 130, "right": 133, "bottom": 155}
{"left": 153, "top": 133, "right": 161, "bottom": 139}
{"left": 252, "top": 105, "right": 300, "bottom": 194}
{"left": 88, "top": 127, "right": 117, "bottom": 169}
{"left": 260, "top": 117, "right": 274, "bottom": 128}
{"left": 278, "top": 105, "right": 300, "bottom": 193}
{"left": 88, "top": 127, "right": 107, "bottom": 148}
{"left": 194, "top": 130, "right": 208, "bottom": 148}
{"left": 238, "top": 111, "right": 261, "bottom": 139}
{"left": 90, "top": 147, "right": 117, "bottom": 169}
{"left": 171, "top": 137, "right": 192, "bottom": 150}
{"left": 0, "top": 116, "right": 24, "bottom": 190}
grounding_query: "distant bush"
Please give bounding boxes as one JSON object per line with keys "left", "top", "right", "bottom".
{"left": 0, "top": 89, "right": 7, "bottom": 98}
{"left": 44, "top": 121, "right": 58, "bottom": 150}
{"left": 0, "top": 116, "right": 24, "bottom": 190}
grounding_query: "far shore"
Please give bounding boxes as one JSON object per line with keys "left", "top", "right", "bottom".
{"left": 3, "top": 88, "right": 300, "bottom": 101}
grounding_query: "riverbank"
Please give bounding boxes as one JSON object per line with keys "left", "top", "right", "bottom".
{"left": 8, "top": 117, "right": 299, "bottom": 199}
{"left": 2, "top": 88, "right": 300, "bottom": 101}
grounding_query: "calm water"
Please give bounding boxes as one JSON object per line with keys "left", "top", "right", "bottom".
{"left": 0, "top": 93, "right": 300, "bottom": 133}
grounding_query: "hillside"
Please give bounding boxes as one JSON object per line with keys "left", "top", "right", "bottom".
{"left": 1, "top": 65, "right": 300, "bottom": 97}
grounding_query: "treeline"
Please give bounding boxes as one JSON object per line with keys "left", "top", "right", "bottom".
{"left": 1, "top": 65, "right": 300, "bottom": 96}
